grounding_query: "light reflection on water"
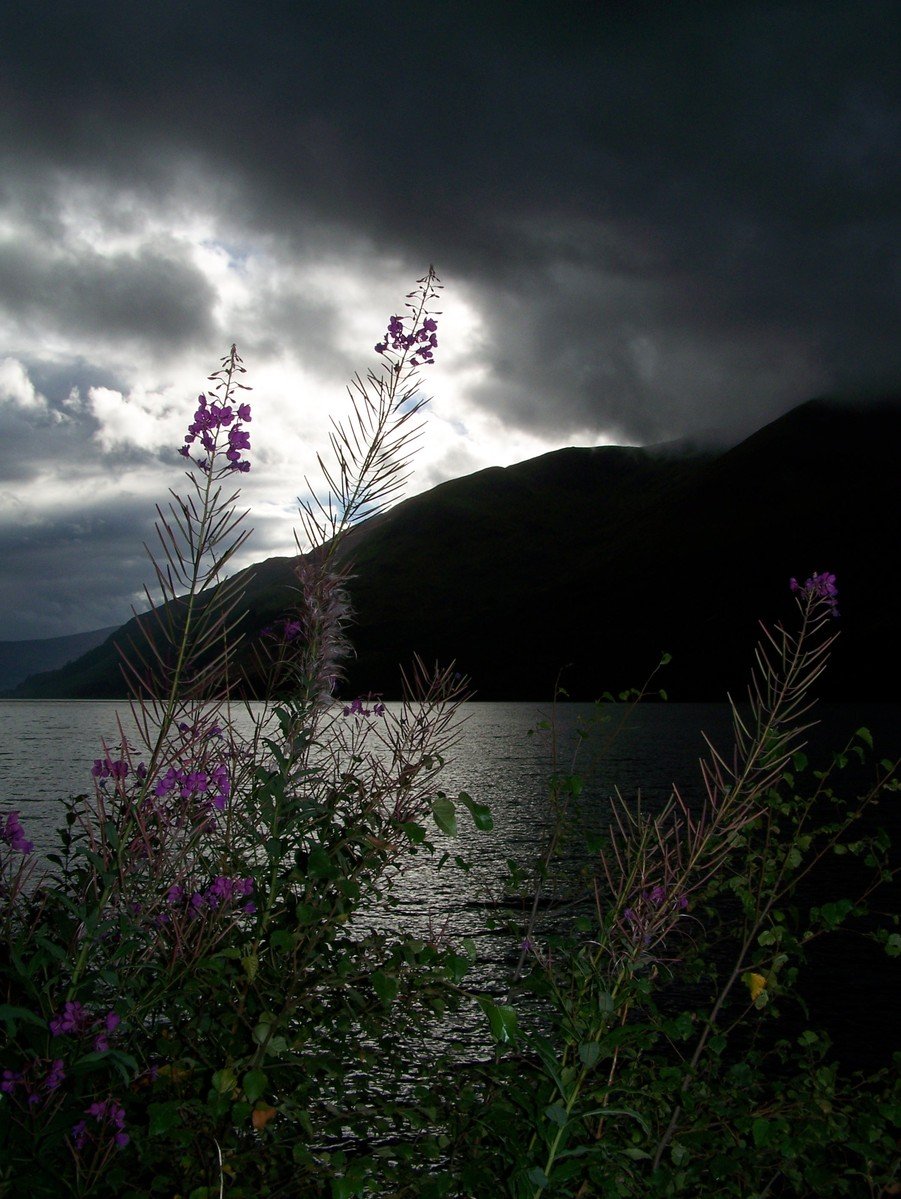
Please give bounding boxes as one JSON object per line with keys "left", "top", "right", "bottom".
{"left": 2, "top": 697, "right": 896, "bottom": 940}
{"left": 1, "top": 698, "right": 898, "bottom": 1067}
{"left": 0, "top": 697, "right": 732, "bottom": 865}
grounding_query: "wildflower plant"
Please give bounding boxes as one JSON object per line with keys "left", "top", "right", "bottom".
{"left": 0, "top": 265, "right": 898, "bottom": 1199}
{"left": 0, "top": 268, "right": 485, "bottom": 1197}
{"left": 446, "top": 578, "right": 900, "bottom": 1198}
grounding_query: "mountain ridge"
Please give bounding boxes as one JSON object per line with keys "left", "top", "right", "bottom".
{"left": 8, "top": 396, "right": 900, "bottom": 701}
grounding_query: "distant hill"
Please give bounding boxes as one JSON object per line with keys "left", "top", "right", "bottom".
{"left": 0, "top": 626, "right": 120, "bottom": 693}
{"left": 11, "top": 396, "right": 901, "bottom": 701}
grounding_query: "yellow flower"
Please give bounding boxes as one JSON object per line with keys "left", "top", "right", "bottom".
{"left": 744, "top": 972, "right": 767, "bottom": 1001}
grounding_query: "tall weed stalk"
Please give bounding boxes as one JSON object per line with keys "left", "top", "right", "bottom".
{"left": 450, "top": 577, "right": 900, "bottom": 1199}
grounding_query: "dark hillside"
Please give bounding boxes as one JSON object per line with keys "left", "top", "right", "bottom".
{"left": 12, "top": 397, "right": 900, "bottom": 700}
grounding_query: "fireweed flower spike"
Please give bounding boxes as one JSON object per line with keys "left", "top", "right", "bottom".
{"left": 179, "top": 388, "right": 252, "bottom": 473}
{"left": 290, "top": 268, "right": 442, "bottom": 710}
{"left": 790, "top": 570, "right": 839, "bottom": 616}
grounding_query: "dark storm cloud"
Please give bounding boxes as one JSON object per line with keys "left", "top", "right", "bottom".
{"left": 2, "top": 0, "right": 897, "bottom": 444}
{"left": 0, "top": 496, "right": 157, "bottom": 639}
{"left": 0, "top": 234, "right": 215, "bottom": 351}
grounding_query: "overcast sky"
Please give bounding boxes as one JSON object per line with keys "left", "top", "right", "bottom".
{"left": 0, "top": 1, "right": 898, "bottom": 640}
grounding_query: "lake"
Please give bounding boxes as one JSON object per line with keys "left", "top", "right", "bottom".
{"left": 2, "top": 697, "right": 898, "bottom": 1067}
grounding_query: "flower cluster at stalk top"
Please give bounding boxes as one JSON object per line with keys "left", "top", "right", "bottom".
{"left": 375, "top": 313, "right": 438, "bottom": 365}
{"left": 1, "top": 810, "right": 33, "bottom": 855}
{"left": 790, "top": 570, "right": 839, "bottom": 616}
{"left": 179, "top": 394, "right": 252, "bottom": 472}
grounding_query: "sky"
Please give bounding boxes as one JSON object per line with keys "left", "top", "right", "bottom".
{"left": 0, "top": 1, "right": 898, "bottom": 641}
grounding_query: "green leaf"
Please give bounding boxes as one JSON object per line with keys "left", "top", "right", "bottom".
{"left": 752, "top": 1118, "right": 772, "bottom": 1147}
{"left": 856, "top": 726, "right": 873, "bottom": 749}
{"left": 476, "top": 996, "right": 518, "bottom": 1044}
{"left": 241, "top": 953, "right": 259, "bottom": 982}
{"left": 331, "top": 1178, "right": 364, "bottom": 1199}
{"left": 545, "top": 1103, "right": 569, "bottom": 1127}
{"left": 243, "top": 1069, "right": 267, "bottom": 1103}
{"left": 148, "top": 1101, "right": 181, "bottom": 1136}
{"left": 372, "top": 970, "right": 399, "bottom": 1004}
{"left": 211, "top": 1067, "right": 236, "bottom": 1095}
{"left": 624, "top": 1146, "right": 652, "bottom": 1161}
{"left": 885, "top": 933, "right": 901, "bottom": 957}
{"left": 457, "top": 791, "right": 493, "bottom": 831}
{"left": 0, "top": 1004, "right": 47, "bottom": 1031}
{"left": 308, "top": 845, "right": 338, "bottom": 879}
{"left": 231, "top": 1100, "right": 252, "bottom": 1124}
{"left": 527, "top": 1166, "right": 549, "bottom": 1189}
{"left": 578, "top": 1041, "right": 601, "bottom": 1069}
{"left": 431, "top": 795, "right": 457, "bottom": 837}
{"left": 819, "top": 899, "right": 854, "bottom": 929}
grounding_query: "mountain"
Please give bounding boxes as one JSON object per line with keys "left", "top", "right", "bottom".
{"left": 10, "top": 397, "right": 901, "bottom": 701}
{"left": 0, "top": 626, "right": 120, "bottom": 693}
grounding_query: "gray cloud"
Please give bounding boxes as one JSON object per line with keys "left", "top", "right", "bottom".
{"left": 0, "top": 0, "right": 898, "bottom": 638}
{"left": 0, "top": 236, "right": 215, "bottom": 351}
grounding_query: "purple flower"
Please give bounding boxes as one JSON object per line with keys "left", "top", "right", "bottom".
{"left": 343, "top": 695, "right": 385, "bottom": 717}
{"left": 2, "top": 1059, "right": 66, "bottom": 1106}
{"left": 154, "top": 763, "right": 228, "bottom": 812}
{"left": 154, "top": 767, "right": 179, "bottom": 798}
{"left": 790, "top": 570, "right": 839, "bottom": 617}
{"left": 173, "top": 874, "right": 255, "bottom": 916}
{"left": 1, "top": 1068, "right": 21, "bottom": 1094}
{"left": 93, "top": 1011, "right": 121, "bottom": 1053}
{"left": 374, "top": 309, "right": 439, "bottom": 366}
{"left": 50, "top": 1001, "right": 91, "bottom": 1038}
{"left": 44, "top": 1059, "right": 65, "bottom": 1091}
{"left": 210, "top": 763, "right": 231, "bottom": 809}
{"left": 91, "top": 757, "right": 129, "bottom": 785}
{"left": 72, "top": 1098, "right": 129, "bottom": 1151}
{"left": 2, "top": 810, "right": 34, "bottom": 855}
{"left": 181, "top": 389, "right": 252, "bottom": 473}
